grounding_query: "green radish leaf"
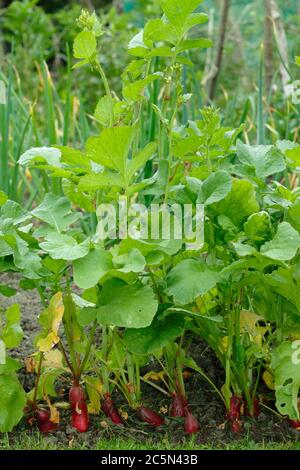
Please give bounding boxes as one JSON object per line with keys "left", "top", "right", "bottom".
{"left": 0, "top": 374, "right": 27, "bottom": 432}
{"left": 40, "top": 233, "right": 90, "bottom": 261}
{"left": 31, "top": 193, "right": 81, "bottom": 232}
{"left": 244, "top": 212, "right": 272, "bottom": 242}
{"left": 128, "top": 31, "right": 149, "bottom": 57}
{"left": 271, "top": 341, "right": 300, "bottom": 420}
{"left": 213, "top": 178, "right": 259, "bottom": 227}
{"left": 96, "top": 279, "right": 158, "bottom": 328}
{"left": 78, "top": 171, "right": 124, "bottom": 191}
{"left": 127, "top": 142, "right": 157, "bottom": 181}
{"left": 167, "top": 259, "right": 220, "bottom": 305}
{"left": 124, "top": 314, "right": 185, "bottom": 355}
{"left": 86, "top": 126, "right": 134, "bottom": 175}
{"left": 19, "top": 147, "right": 61, "bottom": 167}
{"left": 77, "top": 307, "right": 97, "bottom": 327}
{"left": 0, "top": 285, "right": 16, "bottom": 297}
{"left": 266, "top": 266, "right": 300, "bottom": 314}
{"left": 14, "top": 249, "right": 48, "bottom": 280}
{"left": 1, "top": 305, "right": 23, "bottom": 349}
{"left": 285, "top": 146, "right": 300, "bottom": 167}
{"left": 177, "top": 38, "right": 212, "bottom": 53}
{"left": 236, "top": 141, "right": 286, "bottom": 178}
{"left": 260, "top": 222, "right": 300, "bottom": 261}
{"left": 231, "top": 241, "right": 256, "bottom": 257}
{"left": 1, "top": 200, "right": 31, "bottom": 226}
{"left": 184, "top": 12, "right": 209, "bottom": 30}
{"left": 287, "top": 199, "right": 300, "bottom": 233}
{"left": 57, "top": 146, "right": 90, "bottom": 170}
{"left": 73, "top": 30, "right": 97, "bottom": 59}
{"left": 199, "top": 170, "right": 232, "bottom": 206}
{"left": 0, "top": 356, "right": 21, "bottom": 374}
{"left": 73, "top": 246, "right": 112, "bottom": 289}
{"left": 94, "top": 95, "right": 116, "bottom": 127}
{"left": 112, "top": 248, "right": 145, "bottom": 273}
{"left": 0, "top": 239, "right": 13, "bottom": 257}
{"left": 62, "top": 180, "right": 95, "bottom": 213}
{"left": 143, "top": 18, "right": 177, "bottom": 45}
{"left": 161, "top": 0, "right": 203, "bottom": 33}
{"left": 123, "top": 73, "right": 163, "bottom": 102}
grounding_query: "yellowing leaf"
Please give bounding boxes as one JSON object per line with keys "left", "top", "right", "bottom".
{"left": 240, "top": 310, "right": 269, "bottom": 346}
{"left": 43, "top": 349, "right": 64, "bottom": 370}
{"left": 37, "top": 292, "right": 64, "bottom": 352}
{"left": 221, "top": 336, "right": 228, "bottom": 352}
{"left": 120, "top": 410, "right": 128, "bottom": 420}
{"left": 25, "top": 356, "right": 36, "bottom": 373}
{"left": 86, "top": 377, "right": 102, "bottom": 414}
{"left": 263, "top": 370, "right": 275, "bottom": 391}
{"left": 240, "top": 310, "right": 263, "bottom": 333}
{"left": 143, "top": 370, "right": 165, "bottom": 382}
{"left": 45, "top": 397, "right": 60, "bottom": 424}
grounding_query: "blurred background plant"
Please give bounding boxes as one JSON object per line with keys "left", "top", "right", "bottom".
{"left": 0, "top": 0, "right": 299, "bottom": 203}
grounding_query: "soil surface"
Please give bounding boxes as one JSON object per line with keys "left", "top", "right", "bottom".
{"left": 1, "top": 272, "right": 300, "bottom": 449}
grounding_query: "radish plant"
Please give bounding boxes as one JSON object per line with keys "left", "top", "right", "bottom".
{"left": 0, "top": 0, "right": 300, "bottom": 435}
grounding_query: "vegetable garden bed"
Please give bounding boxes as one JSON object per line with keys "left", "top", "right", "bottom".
{"left": 1, "top": 0, "right": 300, "bottom": 451}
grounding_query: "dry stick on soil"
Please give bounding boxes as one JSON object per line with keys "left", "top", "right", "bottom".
{"left": 207, "top": 0, "right": 231, "bottom": 101}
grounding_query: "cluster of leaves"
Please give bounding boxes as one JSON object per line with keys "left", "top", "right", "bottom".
{"left": 1, "top": 0, "right": 300, "bottom": 433}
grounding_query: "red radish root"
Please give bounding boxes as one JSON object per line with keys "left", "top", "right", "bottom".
{"left": 69, "top": 384, "right": 89, "bottom": 432}
{"left": 137, "top": 406, "right": 164, "bottom": 426}
{"left": 227, "top": 395, "right": 243, "bottom": 434}
{"left": 170, "top": 393, "right": 187, "bottom": 418}
{"left": 102, "top": 393, "right": 123, "bottom": 425}
{"left": 184, "top": 409, "right": 199, "bottom": 434}
{"left": 71, "top": 401, "right": 89, "bottom": 433}
{"left": 289, "top": 420, "right": 300, "bottom": 430}
{"left": 35, "top": 409, "right": 57, "bottom": 434}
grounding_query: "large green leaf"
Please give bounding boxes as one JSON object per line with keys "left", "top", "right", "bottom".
{"left": 1, "top": 304, "right": 23, "bottom": 349}
{"left": 73, "top": 246, "right": 112, "bottom": 289}
{"left": 0, "top": 374, "right": 27, "bottom": 432}
{"left": 1, "top": 200, "right": 31, "bottom": 226}
{"left": 19, "top": 147, "right": 61, "bottom": 167}
{"left": 287, "top": 199, "right": 300, "bottom": 233}
{"left": 213, "top": 179, "right": 259, "bottom": 227}
{"left": 123, "top": 73, "right": 162, "bottom": 102}
{"left": 167, "top": 259, "right": 220, "bottom": 305}
{"left": 260, "top": 222, "right": 300, "bottom": 261}
{"left": 160, "top": 0, "right": 203, "bottom": 34}
{"left": 31, "top": 194, "right": 80, "bottom": 232}
{"left": 266, "top": 266, "right": 300, "bottom": 314}
{"left": 123, "top": 314, "right": 185, "bottom": 355}
{"left": 96, "top": 279, "right": 158, "bottom": 328}
{"left": 14, "top": 249, "right": 48, "bottom": 279}
{"left": 112, "top": 248, "right": 146, "bottom": 273}
{"left": 271, "top": 341, "right": 300, "bottom": 419}
{"left": 73, "top": 31, "right": 97, "bottom": 59}
{"left": 244, "top": 211, "right": 272, "bottom": 242}
{"left": 236, "top": 141, "right": 286, "bottom": 179}
{"left": 199, "top": 171, "right": 232, "bottom": 206}
{"left": 127, "top": 142, "right": 157, "bottom": 181}
{"left": 78, "top": 171, "right": 124, "bottom": 191}
{"left": 143, "top": 18, "right": 178, "bottom": 45}
{"left": 86, "top": 126, "right": 134, "bottom": 176}
{"left": 40, "top": 233, "right": 90, "bottom": 261}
